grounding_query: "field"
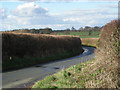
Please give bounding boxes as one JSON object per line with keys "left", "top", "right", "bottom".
{"left": 2, "top": 32, "right": 83, "bottom": 72}
{"left": 81, "top": 38, "right": 99, "bottom": 47}
{"left": 53, "top": 31, "right": 100, "bottom": 47}
{"left": 54, "top": 31, "right": 100, "bottom": 38}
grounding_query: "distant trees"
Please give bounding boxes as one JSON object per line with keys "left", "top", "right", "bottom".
{"left": 71, "top": 27, "right": 76, "bottom": 30}
{"left": 51, "top": 26, "right": 101, "bottom": 34}
{"left": 82, "top": 26, "right": 101, "bottom": 31}
{"left": 41, "top": 27, "right": 52, "bottom": 34}
{"left": 84, "top": 26, "right": 91, "bottom": 30}
{"left": 64, "top": 28, "right": 70, "bottom": 34}
{"left": 8, "top": 26, "right": 101, "bottom": 34}
{"left": 65, "top": 28, "right": 70, "bottom": 31}
{"left": 88, "top": 30, "right": 92, "bottom": 35}
{"left": 11, "top": 28, "right": 53, "bottom": 34}
{"left": 50, "top": 26, "right": 101, "bottom": 36}
{"left": 71, "top": 26, "right": 101, "bottom": 31}
{"left": 12, "top": 29, "right": 30, "bottom": 33}
{"left": 79, "top": 27, "right": 84, "bottom": 31}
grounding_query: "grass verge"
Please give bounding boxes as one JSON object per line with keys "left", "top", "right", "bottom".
{"left": 32, "top": 59, "right": 100, "bottom": 88}
{"left": 32, "top": 55, "right": 118, "bottom": 88}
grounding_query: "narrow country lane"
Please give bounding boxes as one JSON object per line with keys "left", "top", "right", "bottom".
{"left": 2, "top": 46, "right": 95, "bottom": 88}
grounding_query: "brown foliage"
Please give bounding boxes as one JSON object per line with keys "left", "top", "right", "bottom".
{"left": 81, "top": 38, "right": 99, "bottom": 47}
{"left": 86, "top": 20, "right": 120, "bottom": 88}
{"left": 2, "top": 32, "right": 83, "bottom": 71}
{"left": 97, "top": 20, "right": 120, "bottom": 61}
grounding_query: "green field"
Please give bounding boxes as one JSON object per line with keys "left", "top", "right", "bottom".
{"left": 55, "top": 31, "right": 100, "bottom": 38}
{"left": 78, "top": 35, "right": 99, "bottom": 38}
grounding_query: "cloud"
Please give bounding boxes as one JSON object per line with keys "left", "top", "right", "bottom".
{"left": 0, "top": 2, "right": 64, "bottom": 30}
{"left": 0, "top": 0, "right": 36, "bottom": 2}
{"left": 9, "top": 2, "right": 56, "bottom": 25}
{"left": 89, "top": 0, "right": 119, "bottom": 1}
{"left": 107, "top": 4, "right": 118, "bottom": 8}
{"left": 11, "top": 2, "right": 63, "bottom": 25}
{"left": 12, "top": 2, "right": 48, "bottom": 17}
{"left": 61, "top": 8, "right": 117, "bottom": 26}
{"left": 1, "top": 0, "right": 119, "bottom": 2}
{"left": 0, "top": 1, "right": 118, "bottom": 31}
{"left": 0, "top": 8, "right": 7, "bottom": 20}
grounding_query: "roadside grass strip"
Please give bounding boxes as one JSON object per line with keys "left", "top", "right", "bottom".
{"left": 32, "top": 59, "right": 103, "bottom": 88}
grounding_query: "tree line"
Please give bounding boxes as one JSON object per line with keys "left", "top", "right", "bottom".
{"left": 4, "top": 26, "right": 101, "bottom": 34}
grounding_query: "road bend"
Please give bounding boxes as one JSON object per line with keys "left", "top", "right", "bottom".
{"left": 2, "top": 46, "right": 95, "bottom": 88}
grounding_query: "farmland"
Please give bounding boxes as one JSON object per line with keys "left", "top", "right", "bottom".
{"left": 81, "top": 38, "right": 99, "bottom": 47}
{"left": 52, "top": 30, "right": 100, "bottom": 38}
{"left": 52, "top": 30, "right": 100, "bottom": 47}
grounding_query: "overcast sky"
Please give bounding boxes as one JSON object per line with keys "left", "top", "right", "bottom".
{"left": 0, "top": 0, "right": 118, "bottom": 31}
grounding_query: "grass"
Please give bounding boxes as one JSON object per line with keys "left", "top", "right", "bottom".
{"left": 56, "top": 31, "right": 100, "bottom": 36}
{"left": 32, "top": 54, "right": 118, "bottom": 88}
{"left": 81, "top": 38, "right": 99, "bottom": 47}
{"left": 32, "top": 59, "right": 103, "bottom": 88}
{"left": 80, "top": 35, "right": 99, "bottom": 38}
{"left": 55, "top": 31, "right": 100, "bottom": 38}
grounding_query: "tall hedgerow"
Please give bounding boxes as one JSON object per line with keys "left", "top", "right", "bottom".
{"left": 2, "top": 33, "right": 83, "bottom": 71}
{"left": 86, "top": 20, "right": 120, "bottom": 88}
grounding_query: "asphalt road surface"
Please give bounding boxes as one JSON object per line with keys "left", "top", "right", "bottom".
{"left": 2, "top": 46, "right": 95, "bottom": 88}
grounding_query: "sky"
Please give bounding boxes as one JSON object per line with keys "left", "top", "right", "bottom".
{"left": 0, "top": 0, "right": 119, "bottom": 31}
